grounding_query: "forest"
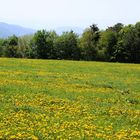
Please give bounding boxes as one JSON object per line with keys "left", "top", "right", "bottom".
{"left": 0, "top": 22, "right": 140, "bottom": 63}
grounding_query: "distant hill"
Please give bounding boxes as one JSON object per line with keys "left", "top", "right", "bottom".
{"left": 0, "top": 22, "right": 84, "bottom": 38}
{"left": 0, "top": 22, "right": 36, "bottom": 38}
{"left": 55, "top": 26, "right": 83, "bottom": 35}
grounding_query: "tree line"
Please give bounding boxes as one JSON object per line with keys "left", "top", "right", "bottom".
{"left": 0, "top": 22, "right": 140, "bottom": 63}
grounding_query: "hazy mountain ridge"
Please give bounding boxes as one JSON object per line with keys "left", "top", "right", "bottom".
{"left": 0, "top": 22, "right": 84, "bottom": 38}
{"left": 55, "top": 26, "right": 83, "bottom": 35}
{"left": 0, "top": 22, "right": 36, "bottom": 38}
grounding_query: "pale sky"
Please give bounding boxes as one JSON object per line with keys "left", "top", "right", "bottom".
{"left": 0, "top": 0, "right": 140, "bottom": 30}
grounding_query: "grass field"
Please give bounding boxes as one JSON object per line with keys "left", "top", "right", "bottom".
{"left": 0, "top": 58, "right": 140, "bottom": 139}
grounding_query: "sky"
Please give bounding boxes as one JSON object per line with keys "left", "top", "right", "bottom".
{"left": 0, "top": 0, "right": 140, "bottom": 30}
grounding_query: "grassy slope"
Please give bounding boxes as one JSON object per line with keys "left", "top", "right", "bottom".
{"left": 0, "top": 58, "right": 140, "bottom": 139}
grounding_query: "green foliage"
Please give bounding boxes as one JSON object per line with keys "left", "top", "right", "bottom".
{"left": 33, "top": 30, "right": 49, "bottom": 59}
{"left": 54, "top": 31, "right": 80, "bottom": 60}
{"left": 107, "top": 23, "right": 123, "bottom": 33}
{"left": 8, "top": 35, "right": 18, "bottom": 46}
{"left": 18, "top": 35, "right": 33, "bottom": 58}
{"left": 116, "top": 23, "right": 140, "bottom": 63}
{"left": 0, "top": 39, "right": 5, "bottom": 56}
{"left": 79, "top": 27, "right": 99, "bottom": 60}
{"left": 0, "top": 21, "right": 140, "bottom": 63}
{"left": 90, "top": 24, "right": 99, "bottom": 32}
{"left": 0, "top": 46, "right": 3, "bottom": 56}
{"left": 4, "top": 45, "right": 18, "bottom": 58}
{"left": 98, "top": 30, "right": 117, "bottom": 61}
{"left": 45, "top": 31, "right": 58, "bottom": 59}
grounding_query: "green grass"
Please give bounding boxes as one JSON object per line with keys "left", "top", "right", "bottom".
{"left": 0, "top": 58, "right": 140, "bottom": 139}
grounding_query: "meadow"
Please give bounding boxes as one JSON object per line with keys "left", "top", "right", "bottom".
{"left": 0, "top": 58, "right": 140, "bottom": 140}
